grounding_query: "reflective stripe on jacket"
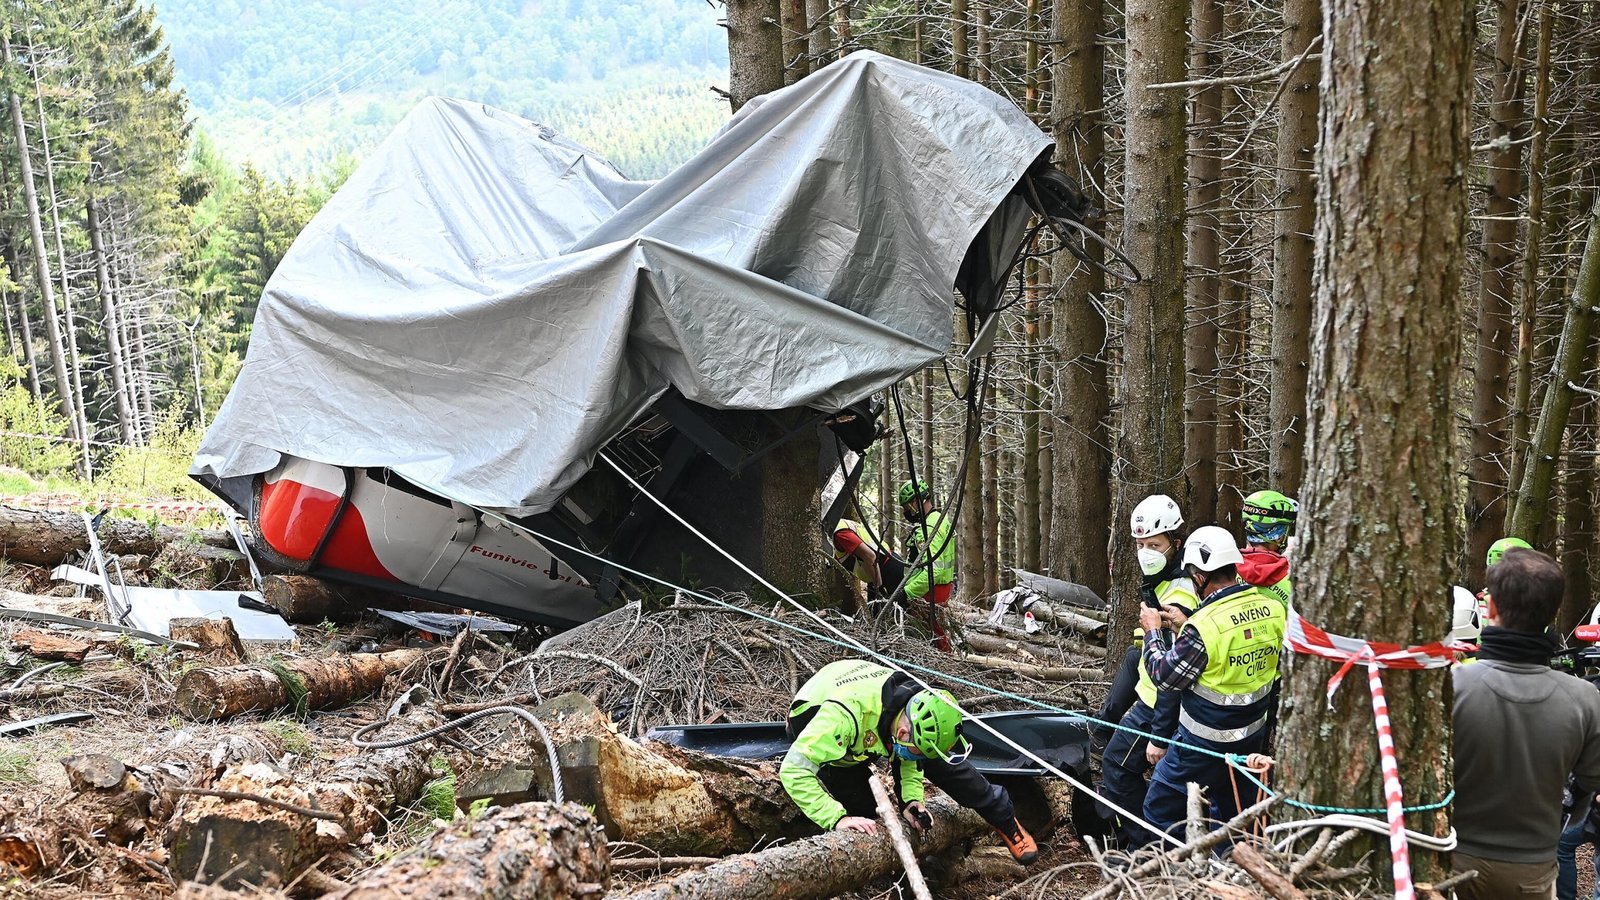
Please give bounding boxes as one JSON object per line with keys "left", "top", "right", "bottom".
{"left": 1179, "top": 584, "right": 1285, "bottom": 743}
{"left": 779, "top": 660, "right": 924, "bottom": 828}
{"left": 1135, "top": 576, "right": 1200, "bottom": 707}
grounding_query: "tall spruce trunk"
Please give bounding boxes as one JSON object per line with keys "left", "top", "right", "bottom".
{"left": 1558, "top": 338, "right": 1597, "bottom": 637}
{"left": 725, "top": 0, "right": 785, "bottom": 112}
{"left": 1279, "top": 0, "right": 1474, "bottom": 881}
{"left": 3, "top": 240, "right": 42, "bottom": 404}
{"left": 85, "top": 195, "right": 135, "bottom": 443}
{"left": 1467, "top": 0, "right": 1527, "bottom": 585}
{"left": 1047, "top": 0, "right": 1111, "bottom": 601}
{"left": 3, "top": 33, "right": 80, "bottom": 447}
{"left": 780, "top": 0, "right": 808, "bottom": 82}
{"left": 1507, "top": 201, "right": 1600, "bottom": 541}
{"left": 1112, "top": 0, "right": 1188, "bottom": 658}
{"left": 1267, "top": 0, "right": 1321, "bottom": 496}
{"left": 28, "top": 39, "right": 90, "bottom": 468}
{"left": 1183, "top": 0, "right": 1224, "bottom": 526}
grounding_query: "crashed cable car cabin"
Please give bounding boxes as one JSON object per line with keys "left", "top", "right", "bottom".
{"left": 190, "top": 51, "right": 1085, "bottom": 629}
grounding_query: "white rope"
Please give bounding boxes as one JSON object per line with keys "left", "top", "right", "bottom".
{"left": 510, "top": 453, "right": 1182, "bottom": 847}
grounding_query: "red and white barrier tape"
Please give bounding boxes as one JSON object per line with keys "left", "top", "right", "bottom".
{"left": 1286, "top": 607, "right": 1466, "bottom": 900}
{"left": 0, "top": 496, "right": 220, "bottom": 515}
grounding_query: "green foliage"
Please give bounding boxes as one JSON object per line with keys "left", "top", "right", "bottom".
{"left": 467, "top": 796, "right": 492, "bottom": 818}
{"left": 266, "top": 720, "right": 313, "bottom": 754}
{"left": 0, "top": 749, "right": 36, "bottom": 786}
{"left": 95, "top": 409, "right": 210, "bottom": 500}
{"left": 0, "top": 358, "right": 79, "bottom": 476}
{"left": 419, "top": 755, "right": 458, "bottom": 820}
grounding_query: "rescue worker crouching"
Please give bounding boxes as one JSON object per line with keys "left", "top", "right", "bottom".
{"left": 1137, "top": 525, "right": 1286, "bottom": 841}
{"left": 779, "top": 658, "right": 1038, "bottom": 864}
{"left": 833, "top": 517, "right": 907, "bottom": 603}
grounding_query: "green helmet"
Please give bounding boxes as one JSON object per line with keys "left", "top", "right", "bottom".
{"left": 904, "top": 688, "right": 966, "bottom": 761}
{"left": 898, "top": 479, "right": 931, "bottom": 508}
{"left": 1486, "top": 537, "right": 1532, "bottom": 568}
{"left": 1242, "top": 489, "right": 1298, "bottom": 545}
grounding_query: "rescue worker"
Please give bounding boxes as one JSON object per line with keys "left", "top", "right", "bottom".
{"left": 1138, "top": 525, "right": 1286, "bottom": 840}
{"left": 832, "top": 517, "right": 906, "bottom": 602}
{"left": 779, "top": 658, "right": 1038, "bottom": 864}
{"left": 1236, "top": 490, "right": 1296, "bottom": 608}
{"left": 1096, "top": 495, "right": 1197, "bottom": 736}
{"left": 1091, "top": 495, "right": 1197, "bottom": 845}
{"left": 1477, "top": 537, "right": 1534, "bottom": 639}
{"left": 897, "top": 479, "right": 956, "bottom": 652}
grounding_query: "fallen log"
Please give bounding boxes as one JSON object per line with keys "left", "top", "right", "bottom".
{"left": 1231, "top": 843, "right": 1308, "bottom": 900}
{"left": 169, "top": 707, "right": 441, "bottom": 888}
{"left": 0, "top": 506, "right": 234, "bottom": 567}
{"left": 173, "top": 648, "right": 429, "bottom": 720}
{"left": 962, "top": 629, "right": 1084, "bottom": 663}
{"left": 10, "top": 628, "right": 91, "bottom": 662}
{"left": 169, "top": 617, "right": 247, "bottom": 663}
{"left": 321, "top": 802, "right": 608, "bottom": 899}
{"left": 617, "top": 794, "right": 985, "bottom": 900}
{"left": 465, "top": 693, "right": 807, "bottom": 856}
{"left": 959, "top": 653, "right": 1102, "bottom": 682}
{"left": 259, "top": 574, "right": 428, "bottom": 624}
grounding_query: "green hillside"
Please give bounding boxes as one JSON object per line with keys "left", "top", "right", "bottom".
{"left": 152, "top": 0, "right": 733, "bottom": 178}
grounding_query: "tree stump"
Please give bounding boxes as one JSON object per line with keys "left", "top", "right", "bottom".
{"left": 168, "top": 618, "right": 247, "bottom": 663}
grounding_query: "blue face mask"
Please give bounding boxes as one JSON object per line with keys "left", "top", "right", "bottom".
{"left": 893, "top": 743, "right": 922, "bottom": 761}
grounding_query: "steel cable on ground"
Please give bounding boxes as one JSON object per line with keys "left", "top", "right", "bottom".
{"left": 386, "top": 464, "right": 1452, "bottom": 850}
{"left": 351, "top": 704, "right": 565, "bottom": 804}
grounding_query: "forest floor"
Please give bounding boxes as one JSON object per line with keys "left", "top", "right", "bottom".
{"left": 0, "top": 509, "right": 1440, "bottom": 900}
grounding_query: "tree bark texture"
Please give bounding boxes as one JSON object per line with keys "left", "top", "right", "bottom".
{"left": 1508, "top": 200, "right": 1600, "bottom": 540}
{"left": 1183, "top": 0, "right": 1224, "bottom": 526}
{"left": 617, "top": 794, "right": 984, "bottom": 900}
{"left": 170, "top": 709, "right": 440, "bottom": 888}
{"left": 1112, "top": 0, "right": 1187, "bottom": 661}
{"left": 726, "top": 0, "right": 785, "bottom": 112}
{"left": 780, "top": 0, "right": 808, "bottom": 83}
{"left": 1559, "top": 345, "right": 1596, "bottom": 637}
{"left": 1281, "top": 0, "right": 1474, "bottom": 880}
{"left": 260, "top": 573, "right": 426, "bottom": 624}
{"left": 1267, "top": 0, "right": 1321, "bottom": 496}
{"left": 515, "top": 694, "right": 808, "bottom": 855}
{"left": 322, "top": 803, "right": 609, "bottom": 900}
{"left": 1467, "top": 0, "right": 1526, "bottom": 586}
{"left": 3, "top": 33, "right": 79, "bottom": 444}
{"left": 85, "top": 194, "right": 136, "bottom": 443}
{"left": 174, "top": 648, "right": 430, "bottom": 721}
{"left": 1046, "top": 0, "right": 1111, "bottom": 602}
{"left": 0, "top": 506, "right": 235, "bottom": 567}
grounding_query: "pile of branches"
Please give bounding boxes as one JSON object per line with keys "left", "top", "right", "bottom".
{"left": 445, "top": 592, "right": 1108, "bottom": 738}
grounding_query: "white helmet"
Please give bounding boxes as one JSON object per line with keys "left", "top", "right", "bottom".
{"left": 1130, "top": 495, "right": 1184, "bottom": 538}
{"left": 1448, "top": 585, "right": 1480, "bottom": 641}
{"left": 1182, "top": 525, "right": 1244, "bottom": 572}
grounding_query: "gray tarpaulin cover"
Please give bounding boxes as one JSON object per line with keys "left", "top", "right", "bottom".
{"left": 192, "top": 51, "right": 1052, "bottom": 514}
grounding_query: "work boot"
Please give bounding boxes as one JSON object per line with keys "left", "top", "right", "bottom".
{"left": 995, "top": 817, "right": 1038, "bottom": 865}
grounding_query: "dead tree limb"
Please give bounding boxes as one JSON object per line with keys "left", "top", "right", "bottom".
{"left": 174, "top": 648, "right": 429, "bottom": 720}
{"left": 169, "top": 708, "right": 441, "bottom": 888}
{"left": 617, "top": 794, "right": 985, "bottom": 900}
{"left": 1231, "top": 842, "right": 1308, "bottom": 900}
{"left": 321, "top": 803, "right": 609, "bottom": 900}
{"left": 0, "top": 506, "right": 232, "bottom": 566}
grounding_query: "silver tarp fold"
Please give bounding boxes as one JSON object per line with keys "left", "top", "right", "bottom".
{"left": 192, "top": 51, "right": 1052, "bottom": 513}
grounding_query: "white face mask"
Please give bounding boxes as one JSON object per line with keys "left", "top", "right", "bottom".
{"left": 1138, "top": 547, "right": 1168, "bottom": 577}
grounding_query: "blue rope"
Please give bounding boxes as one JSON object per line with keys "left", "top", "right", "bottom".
{"left": 465, "top": 503, "right": 1456, "bottom": 820}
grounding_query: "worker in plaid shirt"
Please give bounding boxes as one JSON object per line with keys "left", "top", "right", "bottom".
{"left": 1135, "top": 525, "right": 1286, "bottom": 844}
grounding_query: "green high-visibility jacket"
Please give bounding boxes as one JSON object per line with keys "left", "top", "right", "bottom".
{"left": 1134, "top": 576, "right": 1201, "bottom": 708}
{"left": 904, "top": 510, "right": 956, "bottom": 600}
{"left": 780, "top": 659, "right": 923, "bottom": 829}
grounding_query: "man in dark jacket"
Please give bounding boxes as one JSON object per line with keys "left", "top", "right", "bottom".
{"left": 1453, "top": 548, "right": 1600, "bottom": 899}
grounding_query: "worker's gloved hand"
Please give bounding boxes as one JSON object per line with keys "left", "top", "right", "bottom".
{"left": 835, "top": 816, "right": 879, "bottom": 834}
{"left": 901, "top": 801, "right": 933, "bottom": 834}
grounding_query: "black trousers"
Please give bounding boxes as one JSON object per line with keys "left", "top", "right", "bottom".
{"left": 1096, "top": 645, "right": 1142, "bottom": 735}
